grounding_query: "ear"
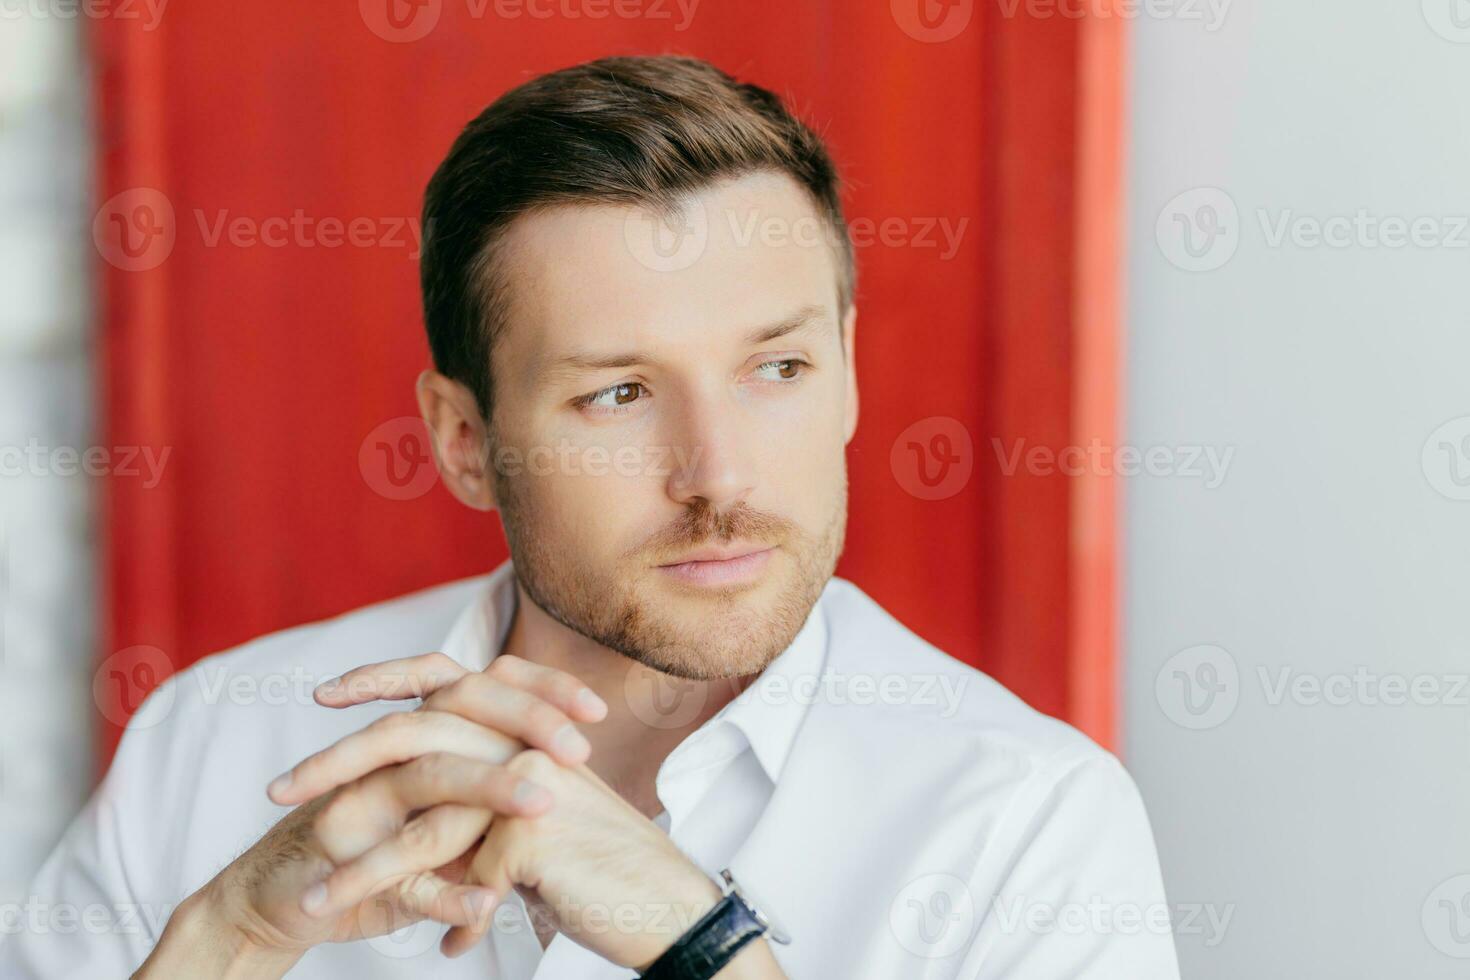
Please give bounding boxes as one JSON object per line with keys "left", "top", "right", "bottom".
{"left": 415, "top": 369, "right": 498, "bottom": 511}
{"left": 842, "top": 304, "right": 859, "bottom": 445}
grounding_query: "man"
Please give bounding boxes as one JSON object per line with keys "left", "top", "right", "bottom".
{"left": 1, "top": 56, "right": 1179, "bottom": 978}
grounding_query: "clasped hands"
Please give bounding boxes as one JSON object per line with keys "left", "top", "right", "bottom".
{"left": 199, "top": 652, "right": 722, "bottom": 971}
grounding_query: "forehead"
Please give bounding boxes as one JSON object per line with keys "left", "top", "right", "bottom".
{"left": 491, "top": 171, "right": 844, "bottom": 370}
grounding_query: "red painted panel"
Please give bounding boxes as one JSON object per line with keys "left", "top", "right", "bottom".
{"left": 92, "top": 2, "right": 1125, "bottom": 768}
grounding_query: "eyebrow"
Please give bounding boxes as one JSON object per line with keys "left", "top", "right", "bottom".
{"left": 744, "top": 304, "right": 831, "bottom": 345}
{"left": 544, "top": 305, "right": 833, "bottom": 378}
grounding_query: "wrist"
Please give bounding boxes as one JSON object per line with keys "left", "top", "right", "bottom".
{"left": 633, "top": 869, "right": 789, "bottom": 980}
{"left": 630, "top": 871, "right": 724, "bottom": 972}
{"left": 135, "top": 883, "right": 304, "bottom": 979}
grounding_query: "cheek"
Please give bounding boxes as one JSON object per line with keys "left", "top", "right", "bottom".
{"left": 784, "top": 439, "right": 846, "bottom": 506}
{"left": 755, "top": 399, "right": 847, "bottom": 517}
{"left": 499, "top": 411, "right": 673, "bottom": 546}
{"left": 525, "top": 462, "right": 671, "bottom": 557}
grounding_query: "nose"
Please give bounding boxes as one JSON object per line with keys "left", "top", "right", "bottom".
{"left": 665, "top": 390, "right": 757, "bottom": 512}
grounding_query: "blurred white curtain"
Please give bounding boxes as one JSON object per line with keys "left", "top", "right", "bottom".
{"left": 0, "top": 10, "right": 95, "bottom": 907}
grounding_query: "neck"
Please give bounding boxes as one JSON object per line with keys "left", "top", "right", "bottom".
{"left": 498, "top": 583, "right": 756, "bottom": 812}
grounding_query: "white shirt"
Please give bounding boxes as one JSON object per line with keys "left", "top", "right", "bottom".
{"left": 0, "top": 562, "right": 1180, "bottom": 978}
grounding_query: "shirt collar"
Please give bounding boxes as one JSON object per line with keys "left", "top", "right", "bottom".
{"left": 439, "top": 560, "right": 517, "bottom": 674}
{"left": 706, "top": 599, "right": 827, "bottom": 783}
{"left": 439, "top": 559, "right": 830, "bottom": 785}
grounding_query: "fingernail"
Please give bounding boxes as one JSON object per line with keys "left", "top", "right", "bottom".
{"left": 301, "top": 882, "right": 329, "bottom": 916}
{"left": 576, "top": 688, "right": 608, "bottom": 717}
{"left": 267, "top": 773, "right": 292, "bottom": 798}
{"left": 513, "top": 780, "right": 553, "bottom": 809}
{"left": 551, "top": 724, "right": 591, "bottom": 759}
{"left": 315, "top": 677, "right": 340, "bottom": 697}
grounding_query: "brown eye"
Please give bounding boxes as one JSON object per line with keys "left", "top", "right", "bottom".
{"left": 582, "top": 381, "right": 647, "bottom": 409}
{"left": 755, "top": 359, "right": 804, "bottom": 382}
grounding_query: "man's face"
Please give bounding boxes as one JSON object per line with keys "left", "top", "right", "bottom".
{"left": 485, "top": 171, "right": 858, "bottom": 680}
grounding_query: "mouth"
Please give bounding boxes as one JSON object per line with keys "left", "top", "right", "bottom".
{"left": 656, "top": 544, "right": 777, "bottom": 588}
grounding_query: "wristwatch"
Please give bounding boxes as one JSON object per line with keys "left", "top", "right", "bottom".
{"left": 637, "top": 868, "right": 791, "bottom": 979}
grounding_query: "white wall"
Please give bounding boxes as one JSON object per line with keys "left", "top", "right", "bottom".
{"left": 1125, "top": 2, "right": 1470, "bottom": 977}
{"left": 0, "top": 12, "right": 94, "bottom": 907}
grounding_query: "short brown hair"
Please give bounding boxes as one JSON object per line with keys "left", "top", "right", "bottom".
{"left": 419, "top": 55, "right": 855, "bottom": 420}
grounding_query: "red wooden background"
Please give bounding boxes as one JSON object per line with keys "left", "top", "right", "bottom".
{"left": 91, "top": 1, "right": 1125, "bottom": 768}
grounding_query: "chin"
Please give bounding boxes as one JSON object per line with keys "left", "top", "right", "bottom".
{"left": 630, "top": 586, "right": 808, "bottom": 680}
{"left": 631, "top": 640, "right": 782, "bottom": 682}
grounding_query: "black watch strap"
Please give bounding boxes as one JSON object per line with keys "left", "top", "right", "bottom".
{"left": 637, "top": 885, "right": 766, "bottom": 980}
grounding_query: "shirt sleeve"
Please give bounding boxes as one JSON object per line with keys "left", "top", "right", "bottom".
{"left": 0, "top": 676, "right": 194, "bottom": 978}
{"left": 956, "top": 751, "right": 1183, "bottom": 980}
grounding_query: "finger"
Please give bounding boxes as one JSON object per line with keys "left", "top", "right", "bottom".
{"left": 269, "top": 710, "right": 520, "bottom": 805}
{"left": 443, "top": 820, "right": 519, "bottom": 956}
{"left": 312, "top": 753, "right": 552, "bottom": 862}
{"left": 347, "top": 872, "right": 499, "bottom": 933}
{"left": 424, "top": 673, "right": 593, "bottom": 766}
{"left": 314, "top": 652, "right": 468, "bottom": 707}
{"left": 421, "top": 883, "right": 500, "bottom": 932}
{"left": 480, "top": 654, "right": 609, "bottom": 722}
{"left": 308, "top": 803, "right": 531, "bottom": 922}
{"left": 442, "top": 921, "right": 483, "bottom": 958}
{"left": 381, "top": 752, "right": 554, "bottom": 818}
{"left": 317, "top": 652, "right": 609, "bottom": 726}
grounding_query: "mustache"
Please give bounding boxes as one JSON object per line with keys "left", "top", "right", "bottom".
{"left": 635, "top": 501, "right": 793, "bottom": 560}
